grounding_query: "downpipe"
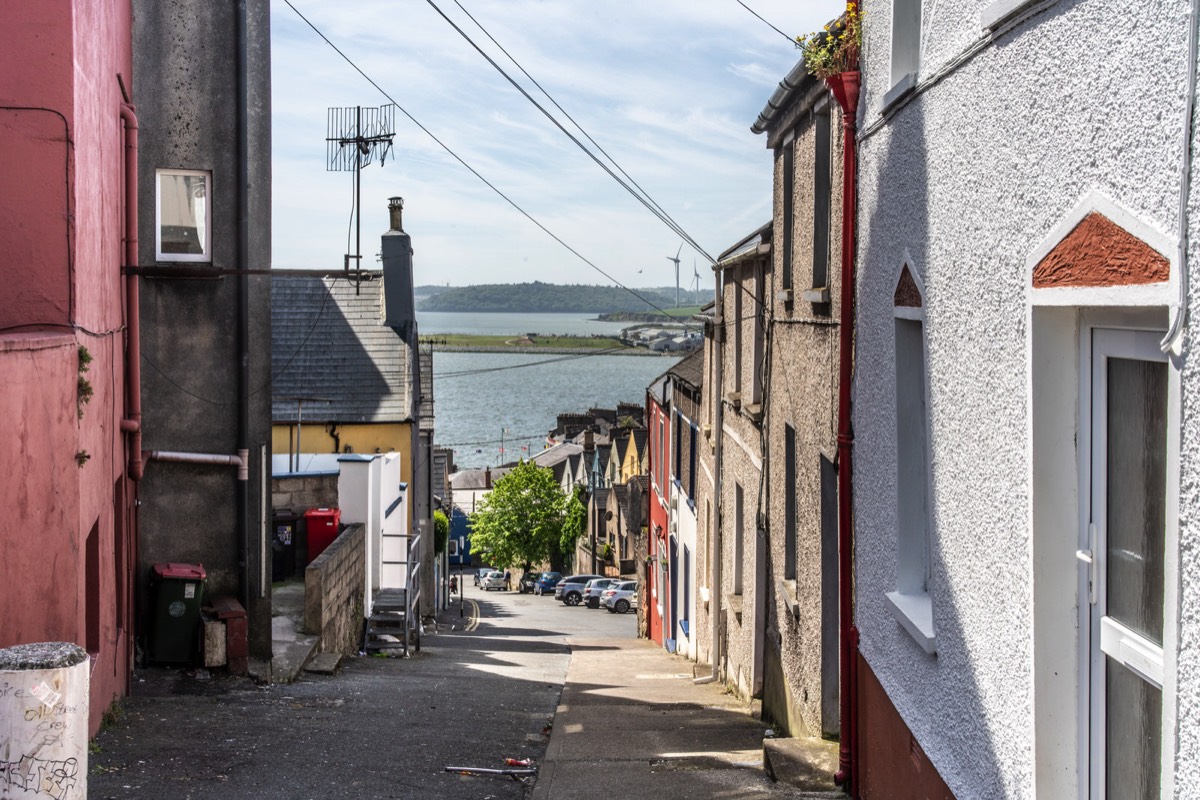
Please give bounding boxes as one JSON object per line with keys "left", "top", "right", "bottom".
{"left": 144, "top": 450, "right": 250, "bottom": 481}
{"left": 696, "top": 267, "right": 725, "bottom": 685}
{"left": 827, "top": 69, "right": 861, "bottom": 792}
{"left": 119, "top": 103, "right": 144, "bottom": 481}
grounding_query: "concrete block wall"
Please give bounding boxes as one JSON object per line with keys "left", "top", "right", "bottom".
{"left": 272, "top": 474, "right": 338, "bottom": 512}
{"left": 304, "top": 523, "right": 365, "bottom": 655}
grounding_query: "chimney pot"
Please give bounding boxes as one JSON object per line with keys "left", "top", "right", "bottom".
{"left": 388, "top": 196, "right": 404, "bottom": 231}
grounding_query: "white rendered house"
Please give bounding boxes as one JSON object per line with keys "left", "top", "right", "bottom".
{"left": 852, "top": 0, "right": 1199, "bottom": 797}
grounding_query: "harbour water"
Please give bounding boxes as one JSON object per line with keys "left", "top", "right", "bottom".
{"left": 419, "top": 311, "right": 677, "bottom": 470}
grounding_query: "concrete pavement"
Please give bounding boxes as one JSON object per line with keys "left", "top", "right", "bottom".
{"left": 536, "top": 636, "right": 844, "bottom": 799}
{"left": 90, "top": 583, "right": 841, "bottom": 798}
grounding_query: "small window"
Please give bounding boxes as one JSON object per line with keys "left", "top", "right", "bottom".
{"left": 448, "top": 538, "right": 459, "bottom": 557}
{"left": 891, "top": 0, "right": 922, "bottom": 87}
{"left": 156, "top": 169, "right": 211, "bottom": 262}
{"left": 733, "top": 482, "right": 745, "bottom": 595}
{"left": 752, "top": 266, "right": 765, "bottom": 404}
{"left": 781, "top": 135, "right": 795, "bottom": 293}
{"left": 784, "top": 424, "right": 797, "bottom": 581}
{"left": 812, "top": 112, "right": 832, "bottom": 291}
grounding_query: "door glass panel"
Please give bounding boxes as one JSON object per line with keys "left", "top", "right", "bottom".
{"left": 1105, "top": 357, "right": 1166, "bottom": 644}
{"left": 1106, "top": 660, "right": 1162, "bottom": 799}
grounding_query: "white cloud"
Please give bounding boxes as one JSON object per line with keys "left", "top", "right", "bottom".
{"left": 270, "top": 0, "right": 845, "bottom": 288}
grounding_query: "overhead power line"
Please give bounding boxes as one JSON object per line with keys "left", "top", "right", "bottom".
{"left": 735, "top": 0, "right": 798, "bottom": 46}
{"left": 281, "top": 0, "right": 684, "bottom": 322}
{"left": 429, "top": 0, "right": 716, "bottom": 264}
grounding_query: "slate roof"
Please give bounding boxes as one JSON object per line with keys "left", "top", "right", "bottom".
{"left": 668, "top": 349, "right": 704, "bottom": 393}
{"left": 530, "top": 442, "right": 583, "bottom": 469}
{"left": 449, "top": 467, "right": 512, "bottom": 491}
{"left": 630, "top": 429, "right": 648, "bottom": 459}
{"left": 272, "top": 273, "right": 411, "bottom": 424}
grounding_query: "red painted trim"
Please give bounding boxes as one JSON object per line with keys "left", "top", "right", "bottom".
{"left": 827, "top": 69, "right": 860, "bottom": 796}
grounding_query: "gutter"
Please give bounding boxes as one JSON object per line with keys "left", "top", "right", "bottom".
{"left": 752, "top": 58, "right": 809, "bottom": 135}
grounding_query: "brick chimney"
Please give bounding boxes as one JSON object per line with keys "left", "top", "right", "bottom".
{"left": 484, "top": 467, "right": 492, "bottom": 489}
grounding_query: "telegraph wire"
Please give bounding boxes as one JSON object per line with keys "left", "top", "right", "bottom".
{"left": 734, "top": 0, "right": 798, "bottom": 46}
{"left": 280, "top": 0, "right": 681, "bottom": 321}
{"left": 430, "top": 0, "right": 716, "bottom": 264}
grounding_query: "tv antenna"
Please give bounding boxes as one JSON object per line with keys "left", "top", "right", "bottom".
{"left": 667, "top": 242, "right": 684, "bottom": 308}
{"left": 326, "top": 104, "right": 396, "bottom": 292}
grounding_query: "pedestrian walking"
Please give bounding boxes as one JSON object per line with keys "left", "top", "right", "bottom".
{"left": 503, "top": 568, "right": 511, "bottom": 591}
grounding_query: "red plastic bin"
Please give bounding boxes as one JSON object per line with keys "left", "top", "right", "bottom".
{"left": 305, "top": 507, "right": 342, "bottom": 562}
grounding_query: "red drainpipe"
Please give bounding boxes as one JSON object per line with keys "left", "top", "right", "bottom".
{"left": 827, "top": 69, "right": 860, "bottom": 793}
{"left": 119, "top": 103, "right": 144, "bottom": 481}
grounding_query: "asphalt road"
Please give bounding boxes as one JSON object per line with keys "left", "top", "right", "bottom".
{"left": 90, "top": 578, "right": 637, "bottom": 799}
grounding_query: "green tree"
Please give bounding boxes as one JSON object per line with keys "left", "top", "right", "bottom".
{"left": 560, "top": 486, "right": 587, "bottom": 560}
{"left": 433, "top": 509, "right": 450, "bottom": 556}
{"left": 469, "top": 462, "right": 567, "bottom": 570}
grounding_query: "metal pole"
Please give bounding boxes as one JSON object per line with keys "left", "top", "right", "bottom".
{"left": 354, "top": 106, "right": 362, "bottom": 294}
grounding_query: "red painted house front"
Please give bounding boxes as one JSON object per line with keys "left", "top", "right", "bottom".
{"left": 646, "top": 384, "right": 671, "bottom": 647}
{"left": 0, "top": 0, "right": 137, "bottom": 735}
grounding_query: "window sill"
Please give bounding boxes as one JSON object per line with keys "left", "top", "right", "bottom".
{"left": 726, "top": 592, "right": 744, "bottom": 622}
{"left": 780, "top": 579, "right": 799, "bottom": 620}
{"left": 884, "top": 590, "right": 937, "bottom": 654}
{"left": 980, "top": 0, "right": 1047, "bottom": 30}
{"left": 881, "top": 73, "right": 917, "bottom": 114}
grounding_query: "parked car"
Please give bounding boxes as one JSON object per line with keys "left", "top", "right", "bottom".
{"left": 555, "top": 574, "right": 606, "bottom": 606}
{"left": 582, "top": 578, "right": 620, "bottom": 609}
{"left": 518, "top": 572, "right": 539, "bottom": 593}
{"left": 473, "top": 567, "right": 491, "bottom": 587}
{"left": 533, "top": 572, "right": 562, "bottom": 596}
{"left": 602, "top": 581, "right": 638, "bottom": 614}
{"left": 481, "top": 570, "right": 507, "bottom": 591}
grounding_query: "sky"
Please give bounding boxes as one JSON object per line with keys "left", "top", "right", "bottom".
{"left": 270, "top": 0, "right": 846, "bottom": 295}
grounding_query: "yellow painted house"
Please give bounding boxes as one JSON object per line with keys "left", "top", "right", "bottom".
{"left": 271, "top": 272, "right": 427, "bottom": 488}
{"left": 618, "top": 427, "right": 648, "bottom": 484}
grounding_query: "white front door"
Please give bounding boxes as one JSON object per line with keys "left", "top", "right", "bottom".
{"left": 1083, "top": 328, "right": 1168, "bottom": 799}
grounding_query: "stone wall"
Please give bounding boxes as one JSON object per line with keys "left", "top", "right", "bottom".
{"left": 304, "top": 523, "right": 365, "bottom": 655}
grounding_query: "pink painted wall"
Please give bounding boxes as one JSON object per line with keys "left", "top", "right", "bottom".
{"left": 648, "top": 397, "right": 669, "bottom": 646}
{"left": 0, "top": 0, "right": 135, "bottom": 736}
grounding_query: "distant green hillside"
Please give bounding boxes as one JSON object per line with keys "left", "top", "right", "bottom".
{"left": 417, "top": 282, "right": 707, "bottom": 313}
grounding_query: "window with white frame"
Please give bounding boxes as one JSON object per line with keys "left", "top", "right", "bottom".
{"left": 890, "top": 0, "right": 922, "bottom": 90}
{"left": 886, "top": 282, "right": 937, "bottom": 653}
{"left": 156, "top": 169, "right": 211, "bottom": 262}
{"left": 448, "top": 538, "right": 459, "bottom": 557}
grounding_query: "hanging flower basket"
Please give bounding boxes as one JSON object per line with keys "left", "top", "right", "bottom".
{"left": 795, "top": 2, "right": 862, "bottom": 79}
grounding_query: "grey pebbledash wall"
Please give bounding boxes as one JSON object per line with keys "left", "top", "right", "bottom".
{"left": 132, "top": 0, "right": 273, "bottom": 660}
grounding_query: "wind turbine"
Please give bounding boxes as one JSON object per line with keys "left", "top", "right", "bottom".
{"left": 691, "top": 257, "right": 701, "bottom": 297}
{"left": 667, "top": 242, "right": 683, "bottom": 308}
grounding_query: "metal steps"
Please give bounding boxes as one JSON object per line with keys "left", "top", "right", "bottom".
{"left": 364, "top": 588, "right": 411, "bottom": 655}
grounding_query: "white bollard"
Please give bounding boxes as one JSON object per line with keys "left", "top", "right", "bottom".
{"left": 0, "top": 642, "right": 89, "bottom": 800}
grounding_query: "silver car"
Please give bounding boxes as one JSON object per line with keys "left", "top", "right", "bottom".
{"left": 602, "top": 581, "right": 638, "bottom": 613}
{"left": 582, "top": 578, "right": 621, "bottom": 608}
{"left": 555, "top": 574, "right": 606, "bottom": 606}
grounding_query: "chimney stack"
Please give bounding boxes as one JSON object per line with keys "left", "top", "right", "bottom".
{"left": 484, "top": 467, "right": 492, "bottom": 489}
{"left": 388, "top": 196, "right": 404, "bottom": 232}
